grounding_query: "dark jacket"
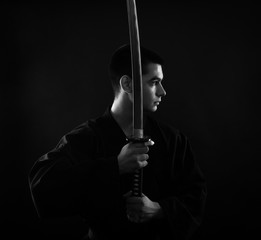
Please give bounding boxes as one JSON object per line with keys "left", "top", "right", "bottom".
{"left": 29, "top": 107, "right": 207, "bottom": 240}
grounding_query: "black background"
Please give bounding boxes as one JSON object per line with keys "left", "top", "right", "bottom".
{"left": 2, "top": 1, "right": 261, "bottom": 239}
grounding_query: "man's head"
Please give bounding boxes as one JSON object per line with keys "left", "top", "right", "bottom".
{"left": 109, "top": 44, "right": 166, "bottom": 112}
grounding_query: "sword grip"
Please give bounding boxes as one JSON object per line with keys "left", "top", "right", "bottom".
{"left": 132, "top": 168, "right": 143, "bottom": 197}
{"left": 126, "top": 135, "right": 150, "bottom": 197}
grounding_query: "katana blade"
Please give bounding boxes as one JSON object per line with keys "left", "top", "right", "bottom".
{"left": 127, "top": 0, "right": 143, "bottom": 139}
{"left": 126, "top": 0, "right": 144, "bottom": 197}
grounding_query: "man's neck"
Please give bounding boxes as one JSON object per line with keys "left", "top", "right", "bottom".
{"left": 111, "top": 95, "right": 133, "bottom": 137}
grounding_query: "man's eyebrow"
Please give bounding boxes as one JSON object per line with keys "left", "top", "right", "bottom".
{"left": 149, "top": 76, "right": 163, "bottom": 81}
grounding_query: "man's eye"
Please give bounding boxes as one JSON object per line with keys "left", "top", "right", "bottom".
{"left": 152, "top": 81, "right": 159, "bottom": 85}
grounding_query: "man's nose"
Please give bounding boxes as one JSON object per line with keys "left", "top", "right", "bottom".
{"left": 157, "top": 83, "right": 166, "bottom": 97}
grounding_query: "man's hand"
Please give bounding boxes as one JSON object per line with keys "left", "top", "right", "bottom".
{"left": 117, "top": 139, "right": 154, "bottom": 175}
{"left": 124, "top": 192, "right": 164, "bottom": 223}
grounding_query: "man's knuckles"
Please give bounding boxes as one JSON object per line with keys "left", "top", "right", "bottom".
{"left": 137, "top": 160, "right": 148, "bottom": 168}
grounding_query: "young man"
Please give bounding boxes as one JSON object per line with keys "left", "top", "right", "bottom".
{"left": 29, "top": 44, "right": 207, "bottom": 240}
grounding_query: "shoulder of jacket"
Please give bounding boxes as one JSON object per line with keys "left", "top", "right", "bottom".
{"left": 67, "top": 116, "right": 104, "bottom": 136}
{"left": 56, "top": 117, "right": 102, "bottom": 147}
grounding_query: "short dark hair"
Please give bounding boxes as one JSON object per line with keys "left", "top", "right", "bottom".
{"left": 108, "top": 44, "right": 164, "bottom": 95}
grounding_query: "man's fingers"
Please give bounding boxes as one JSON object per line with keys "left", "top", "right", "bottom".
{"left": 145, "top": 139, "right": 155, "bottom": 147}
{"left": 126, "top": 196, "right": 143, "bottom": 205}
{"left": 127, "top": 211, "right": 153, "bottom": 223}
{"left": 137, "top": 153, "right": 149, "bottom": 162}
{"left": 138, "top": 159, "right": 148, "bottom": 169}
{"left": 134, "top": 145, "right": 149, "bottom": 154}
{"left": 131, "top": 139, "right": 155, "bottom": 153}
{"left": 126, "top": 197, "right": 143, "bottom": 212}
{"left": 127, "top": 212, "right": 140, "bottom": 223}
{"left": 123, "top": 191, "right": 132, "bottom": 198}
{"left": 140, "top": 213, "right": 154, "bottom": 222}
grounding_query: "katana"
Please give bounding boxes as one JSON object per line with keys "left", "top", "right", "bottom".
{"left": 126, "top": 0, "right": 149, "bottom": 197}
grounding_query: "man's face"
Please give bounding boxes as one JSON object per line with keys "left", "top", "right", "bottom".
{"left": 142, "top": 63, "right": 166, "bottom": 112}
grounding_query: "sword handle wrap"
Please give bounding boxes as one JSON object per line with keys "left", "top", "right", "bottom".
{"left": 126, "top": 136, "right": 150, "bottom": 197}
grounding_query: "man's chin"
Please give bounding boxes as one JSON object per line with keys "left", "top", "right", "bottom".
{"left": 144, "top": 105, "right": 158, "bottom": 113}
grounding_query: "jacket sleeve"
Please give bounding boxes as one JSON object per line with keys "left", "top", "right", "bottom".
{"left": 157, "top": 129, "right": 207, "bottom": 240}
{"left": 28, "top": 123, "right": 121, "bottom": 220}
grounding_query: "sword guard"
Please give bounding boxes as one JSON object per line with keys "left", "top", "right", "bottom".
{"left": 126, "top": 135, "right": 151, "bottom": 143}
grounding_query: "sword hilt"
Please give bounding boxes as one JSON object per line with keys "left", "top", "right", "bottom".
{"left": 126, "top": 136, "right": 150, "bottom": 197}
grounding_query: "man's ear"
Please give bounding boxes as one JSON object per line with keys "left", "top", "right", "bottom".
{"left": 120, "top": 75, "right": 132, "bottom": 93}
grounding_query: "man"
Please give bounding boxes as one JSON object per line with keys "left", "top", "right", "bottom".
{"left": 29, "top": 44, "right": 207, "bottom": 240}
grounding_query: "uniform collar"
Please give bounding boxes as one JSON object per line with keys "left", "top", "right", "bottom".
{"left": 101, "top": 105, "right": 151, "bottom": 139}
